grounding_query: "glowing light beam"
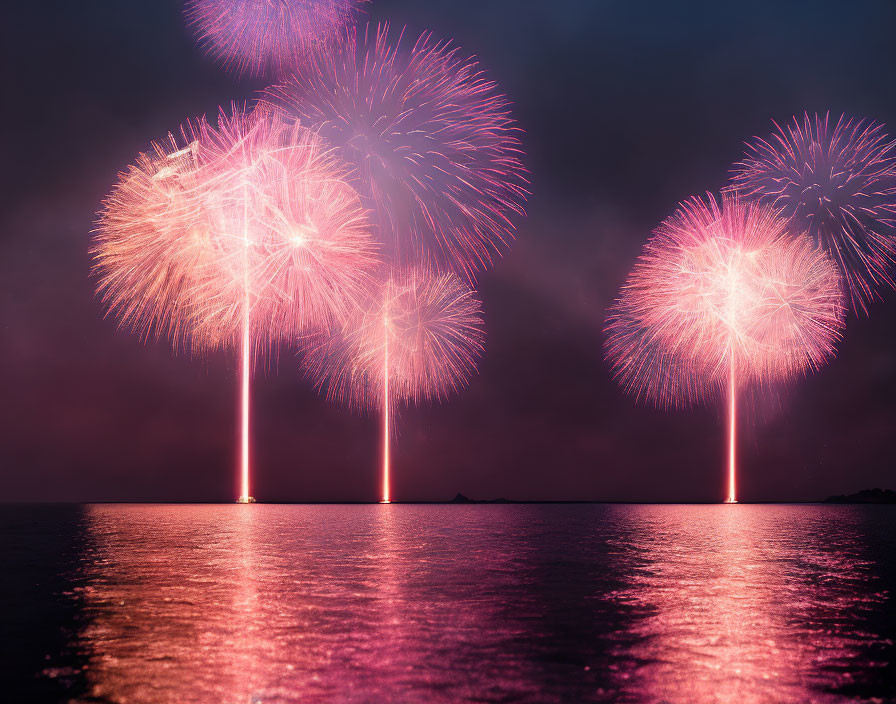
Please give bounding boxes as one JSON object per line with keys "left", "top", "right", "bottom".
{"left": 381, "top": 314, "right": 391, "bottom": 504}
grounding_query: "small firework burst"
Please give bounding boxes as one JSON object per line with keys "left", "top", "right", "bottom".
{"left": 262, "top": 24, "right": 529, "bottom": 280}
{"left": 729, "top": 112, "right": 896, "bottom": 313}
{"left": 303, "top": 268, "right": 485, "bottom": 411}
{"left": 93, "top": 105, "right": 378, "bottom": 356}
{"left": 184, "top": 0, "right": 366, "bottom": 77}
{"left": 604, "top": 194, "right": 846, "bottom": 409}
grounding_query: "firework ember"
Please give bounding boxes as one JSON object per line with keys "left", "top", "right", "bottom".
{"left": 94, "top": 105, "right": 378, "bottom": 502}
{"left": 729, "top": 112, "right": 896, "bottom": 314}
{"left": 303, "top": 269, "right": 485, "bottom": 502}
{"left": 262, "top": 23, "right": 529, "bottom": 280}
{"left": 604, "top": 194, "right": 845, "bottom": 502}
{"left": 184, "top": 0, "right": 366, "bottom": 77}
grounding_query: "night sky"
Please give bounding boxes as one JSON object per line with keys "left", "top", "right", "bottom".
{"left": 2, "top": 0, "right": 896, "bottom": 502}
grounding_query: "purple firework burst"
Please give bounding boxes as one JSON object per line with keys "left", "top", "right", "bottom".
{"left": 603, "top": 194, "right": 845, "bottom": 409}
{"left": 184, "top": 0, "right": 366, "bottom": 77}
{"left": 728, "top": 112, "right": 896, "bottom": 313}
{"left": 261, "top": 24, "right": 529, "bottom": 280}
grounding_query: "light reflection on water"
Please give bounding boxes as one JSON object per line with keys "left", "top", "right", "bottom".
{"left": 64, "top": 504, "right": 895, "bottom": 703}
{"left": 607, "top": 506, "right": 892, "bottom": 703}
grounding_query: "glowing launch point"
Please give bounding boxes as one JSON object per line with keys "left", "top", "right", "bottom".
{"left": 236, "top": 496, "right": 255, "bottom": 504}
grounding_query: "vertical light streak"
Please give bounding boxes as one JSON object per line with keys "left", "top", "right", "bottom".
{"left": 239, "top": 298, "right": 252, "bottom": 503}
{"left": 725, "top": 351, "right": 737, "bottom": 504}
{"left": 238, "top": 184, "right": 253, "bottom": 504}
{"left": 381, "top": 312, "right": 391, "bottom": 504}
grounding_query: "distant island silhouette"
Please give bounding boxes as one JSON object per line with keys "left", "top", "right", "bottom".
{"left": 449, "top": 493, "right": 510, "bottom": 504}
{"left": 824, "top": 488, "right": 896, "bottom": 504}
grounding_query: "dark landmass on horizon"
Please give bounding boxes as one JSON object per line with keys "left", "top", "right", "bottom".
{"left": 449, "top": 493, "right": 510, "bottom": 504}
{"left": 824, "top": 488, "right": 896, "bottom": 504}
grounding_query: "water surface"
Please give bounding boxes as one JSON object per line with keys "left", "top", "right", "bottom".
{"left": 4, "top": 504, "right": 895, "bottom": 702}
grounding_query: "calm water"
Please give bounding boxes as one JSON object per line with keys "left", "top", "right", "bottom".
{"left": 2, "top": 504, "right": 895, "bottom": 703}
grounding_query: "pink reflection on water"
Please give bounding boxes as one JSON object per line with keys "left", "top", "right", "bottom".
{"left": 71, "top": 504, "right": 893, "bottom": 703}
{"left": 79, "top": 506, "right": 273, "bottom": 702}
{"left": 610, "top": 505, "right": 888, "bottom": 703}
{"left": 75, "top": 504, "right": 548, "bottom": 703}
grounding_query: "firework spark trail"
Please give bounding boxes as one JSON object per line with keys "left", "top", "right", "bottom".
{"left": 303, "top": 269, "right": 485, "bottom": 502}
{"left": 262, "top": 23, "right": 529, "bottom": 281}
{"left": 184, "top": 0, "right": 367, "bottom": 77}
{"left": 604, "top": 195, "right": 846, "bottom": 502}
{"left": 728, "top": 112, "right": 896, "bottom": 314}
{"left": 94, "top": 106, "right": 378, "bottom": 502}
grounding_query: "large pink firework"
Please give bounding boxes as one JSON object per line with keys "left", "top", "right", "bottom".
{"left": 184, "top": 0, "right": 366, "bottom": 77}
{"left": 95, "top": 106, "right": 376, "bottom": 350}
{"left": 262, "top": 24, "right": 529, "bottom": 280}
{"left": 302, "top": 268, "right": 485, "bottom": 502}
{"left": 604, "top": 195, "right": 845, "bottom": 502}
{"left": 94, "top": 105, "right": 378, "bottom": 501}
{"left": 187, "top": 108, "right": 378, "bottom": 350}
{"left": 728, "top": 112, "right": 896, "bottom": 314}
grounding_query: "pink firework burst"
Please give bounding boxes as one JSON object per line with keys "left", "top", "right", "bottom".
{"left": 605, "top": 195, "right": 845, "bottom": 408}
{"left": 184, "top": 0, "right": 366, "bottom": 77}
{"left": 302, "top": 268, "right": 484, "bottom": 503}
{"left": 94, "top": 105, "right": 378, "bottom": 503}
{"left": 604, "top": 195, "right": 845, "bottom": 503}
{"left": 94, "top": 105, "right": 378, "bottom": 353}
{"left": 262, "top": 24, "right": 529, "bottom": 279}
{"left": 303, "top": 268, "right": 485, "bottom": 410}
{"left": 728, "top": 112, "right": 896, "bottom": 313}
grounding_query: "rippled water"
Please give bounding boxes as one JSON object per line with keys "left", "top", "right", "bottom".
{"left": 3, "top": 504, "right": 895, "bottom": 703}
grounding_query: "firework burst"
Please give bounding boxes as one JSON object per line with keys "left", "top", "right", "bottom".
{"left": 94, "top": 106, "right": 377, "bottom": 351}
{"left": 184, "top": 0, "right": 366, "bottom": 77}
{"left": 728, "top": 112, "right": 896, "bottom": 313}
{"left": 262, "top": 23, "right": 529, "bottom": 279}
{"left": 186, "top": 108, "right": 378, "bottom": 351}
{"left": 303, "top": 268, "right": 484, "bottom": 503}
{"left": 604, "top": 194, "right": 845, "bottom": 501}
{"left": 303, "top": 268, "right": 485, "bottom": 409}
{"left": 94, "top": 105, "right": 378, "bottom": 501}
